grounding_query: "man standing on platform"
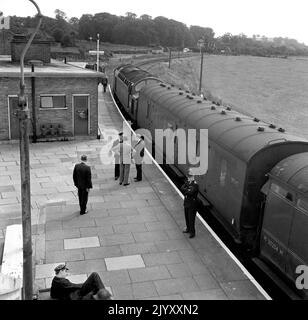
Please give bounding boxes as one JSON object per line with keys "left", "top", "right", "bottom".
{"left": 111, "top": 136, "right": 135, "bottom": 186}
{"left": 181, "top": 168, "right": 199, "bottom": 238}
{"left": 110, "top": 131, "right": 123, "bottom": 180}
{"left": 73, "top": 155, "right": 92, "bottom": 215}
{"left": 133, "top": 134, "right": 145, "bottom": 182}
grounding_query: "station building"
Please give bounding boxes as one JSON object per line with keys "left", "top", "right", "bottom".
{"left": 0, "top": 33, "right": 101, "bottom": 141}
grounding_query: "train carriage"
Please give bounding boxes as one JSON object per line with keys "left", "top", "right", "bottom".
{"left": 136, "top": 82, "right": 308, "bottom": 248}
{"left": 113, "top": 64, "right": 308, "bottom": 298}
{"left": 260, "top": 153, "right": 308, "bottom": 299}
{"left": 113, "top": 64, "right": 162, "bottom": 121}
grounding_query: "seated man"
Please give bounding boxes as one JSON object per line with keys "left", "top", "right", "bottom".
{"left": 50, "top": 264, "right": 112, "bottom": 300}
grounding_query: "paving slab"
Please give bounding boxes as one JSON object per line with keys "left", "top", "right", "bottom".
{"left": 45, "top": 249, "right": 85, "bottom": 264}
{"left": 154, "top": 277, "right": 200, "bottom": 296}
{"left": 120, "top": 242, "right": 158, "bottom": 256}
{"left": 84, "top": 246, "right": 122, "bottom": 260}
{"left": 142, "top": 252, "right": 182, "bottom": 266}
{"left": 105, "top": 254, "right": 145, "bottom": 271}
{"left": 132, "top": 281, "right": 158, "bottom": 299}
{"left": 128, "top": 266, "right": 171, "bottom": 283}
{"left": 64, "top": 236, "right": 100, "bottom": 250}
{"left": 97, "top": 270, "right": 131, "bottom": 286}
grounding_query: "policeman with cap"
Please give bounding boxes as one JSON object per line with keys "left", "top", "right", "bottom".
{"left": 180, "top": 168, "right": 199, "bottom": 238}
{"left": 50, "top": 264, "right": 112, "bottom": 300}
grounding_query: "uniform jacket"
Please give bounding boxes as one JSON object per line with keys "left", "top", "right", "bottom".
{"left": 50, "top": 276, "right": 83, "bottom": 300}
{"left": 73, "top": 162, "right": 93, "bottom": 190}
{"left": 133, "top": 139, "right": 145, "bottom": 165}
{"left": 180, "top": 179, "right": 199, "bottom": 208}
{"left": 111, "top": 141, "right": 135, "bottom": 164}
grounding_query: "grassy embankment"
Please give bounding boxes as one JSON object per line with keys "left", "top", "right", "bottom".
{"left": 142, "top": 55, "right": 308, "bottom": 140}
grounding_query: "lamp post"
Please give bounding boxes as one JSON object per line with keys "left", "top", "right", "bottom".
{"left": 96, "top": 33, "right": 100, "bottom": 72}
{"left": 18, "top": 0, "right": 42, "bottom": 300}
{"left": 197, "top": 38, "right": 205, "bottom": 95}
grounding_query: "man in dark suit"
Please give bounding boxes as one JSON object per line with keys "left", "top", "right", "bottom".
{"left": 133, "top": 134, "right": 145, "bottom": 182}
{"left": 73, "top": 155, "right": 92, "bottom": 215}
{"left": 180, "top": 168, "right": 199, "bottom": 238}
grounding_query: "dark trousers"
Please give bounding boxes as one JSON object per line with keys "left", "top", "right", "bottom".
{"left": 103, "top": 85, "right": 107, "bottom": 92}
{"left": 135, "top": 164, "right": 142, "bottom": 181}
{"left": 184, "top": 206, "right": 196, "bottom": 235}
{"left": 79, "top": 272, "right": 105, "bottom": 297}
{"left": 78, "top": 189, "right": 88, "bottom": 214}
{"left": 115, "top": 163, "right": 120, "bottom": 178}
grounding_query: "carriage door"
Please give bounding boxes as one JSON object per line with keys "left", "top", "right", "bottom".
{"left": 260, "top": 181, "right": 294, "bottom": 273}
{"left": 73, "top": 95, "right": 89, "bottom": 136}
{"left": 8, "top": 96, "right": 21, "bottom": 140}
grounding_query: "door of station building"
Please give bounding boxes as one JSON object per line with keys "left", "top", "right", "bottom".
{"left": 73, "top": 95, "right": 89, "bottom": 136}
{"left": 8, "top": 96, "right": 21, "bottom": 140}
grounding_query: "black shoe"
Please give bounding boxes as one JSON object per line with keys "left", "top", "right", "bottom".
{"left": 189, "top": 233, "right": 195, "bottom": 238}
{"left": 182, "top": 228, "right": 189, "bottom": 233}
{"left": 123, "top": 183, "right": 130, "bottom": 186}
{"left": 80, "top": 210, "right": 88, "bottom": 215}
{"left": 115, "top": 176, "right": 119, "bottom": 180}
{"left": 119, "top": 182, "right": 122, "bottom": 185}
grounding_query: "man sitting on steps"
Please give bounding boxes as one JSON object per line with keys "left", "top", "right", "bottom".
{"left": 50, "top": 264, "right": 112, "bottom": 300}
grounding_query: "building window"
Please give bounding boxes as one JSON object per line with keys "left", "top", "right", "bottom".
{"left": 40, "top": 95, "right": 66, "bottom": 109}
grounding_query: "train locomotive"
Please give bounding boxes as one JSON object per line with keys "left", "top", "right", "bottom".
{"left": 113, "top": 64, "right": 308, "bottom": 298}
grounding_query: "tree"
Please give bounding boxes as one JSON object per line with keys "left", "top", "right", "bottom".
{"left": 79, "top": 14, "right": 95, "bottom": 40}
{"left": 62, "top": 34, "right": 72, "bottom": 47}
{"left": 54, "top": 9, "right": 67, "bottom": 21}
{"left": 125, "top": 12, "right": 137, "bottom": 19}
{"left": 69, "top": 17, "right": 79, "bottom": 26}
{"left": 140, "top": 14, "right": 152, "bottom": 21}
{"left": 53, "top": 29, "right": 64, "bottom": 42}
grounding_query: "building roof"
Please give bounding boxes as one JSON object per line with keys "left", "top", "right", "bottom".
{"left": 0, "top": 56, "right": 101, "bottom": 78}
{"left": 140, "top": 83, "right": 308, "bottom": 163}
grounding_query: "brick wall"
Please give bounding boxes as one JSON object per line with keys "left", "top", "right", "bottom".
{"left": 0, "top": 77, "right": 98, "bottom": 140}
{"left": 11, "top": 42, "right": 51, "bottom": 63}
{"left": 0, "top": 30, "right": 12, "bottom": 55}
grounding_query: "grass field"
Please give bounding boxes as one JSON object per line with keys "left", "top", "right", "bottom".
{"left": 144, "top": 55, "right": 308, "bottom": 140}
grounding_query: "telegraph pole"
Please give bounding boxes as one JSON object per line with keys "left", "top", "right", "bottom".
{"left": 198, "top": 38, "right": 205, "bottom": 95}
{"left": 168, "top": 48, "right": 171, "bottom": 68}
{"left": 18, "top": 0, "right": 42, "bottom": 300}
{"left": 96, "top": 33, "right": 100, "bottom": 72}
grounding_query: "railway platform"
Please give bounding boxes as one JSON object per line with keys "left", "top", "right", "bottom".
{"left": 0, "top": 85, "right": 269, "bottom": 300}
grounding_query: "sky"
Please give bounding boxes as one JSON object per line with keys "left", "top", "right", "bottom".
{"left": 2, "top": 0, "right": 308, "bottom": 45}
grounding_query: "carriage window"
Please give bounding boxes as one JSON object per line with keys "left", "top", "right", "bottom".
{"left": 220, "top": 159, "right": 227, "bottom": 187}
{"left": 270, "top": 183, "right": 293, "bottom": 202}
{"left": 297, "top": 198, "right": 308, "bottom": 213}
